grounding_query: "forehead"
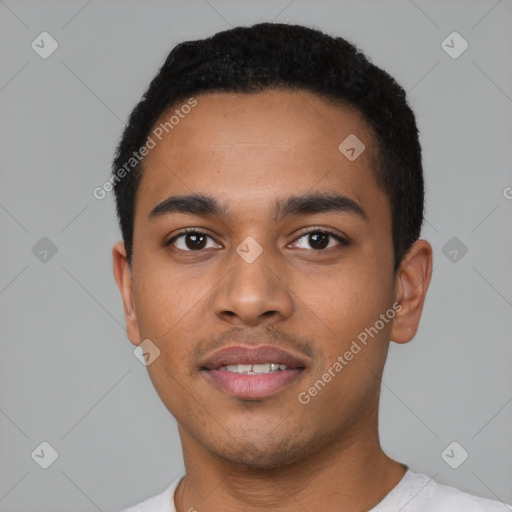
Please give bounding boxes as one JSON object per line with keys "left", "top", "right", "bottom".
{"left": 136, "top": 89, "right": 387, "bottom": 224}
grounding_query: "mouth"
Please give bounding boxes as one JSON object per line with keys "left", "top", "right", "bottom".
{"left": 200, "top": 345, "right": 307, "bottom": 400}
{"left": 217, "top": 363, "right": 290, "bottom": 373}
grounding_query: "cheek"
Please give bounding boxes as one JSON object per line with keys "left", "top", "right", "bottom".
{"left": 299, "top": 265, "right": 394, "bottom": 361}
{"left": 132, "top": 264, "right": 204, "bottom": 340}
{"left": 298, "top": 268, "right": 374, "bottom": 332}
{"left": 132, "top": 267, "right": 206, "bottom": 386}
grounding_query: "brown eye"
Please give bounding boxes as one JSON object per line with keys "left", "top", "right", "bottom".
{"left": 292, "top": 230, "right": 347, "bottom": 251}
{"left": 167, "top": 230, "right": 221, "bottom": 251}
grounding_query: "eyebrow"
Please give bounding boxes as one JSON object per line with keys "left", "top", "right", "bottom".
{"left": 148, "top": 192, "right": 367, "bottom": 223}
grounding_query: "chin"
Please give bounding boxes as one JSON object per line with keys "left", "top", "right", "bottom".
{"left": 202, "top": 429, "right": 325, "bottom": 470}
{"left": 211, "top": 445, "right": 304, "bottom": 469}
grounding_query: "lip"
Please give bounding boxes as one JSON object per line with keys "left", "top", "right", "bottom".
{"left": 200, "top": 345, "right": 307, "bottom": 400}
{"left": 201, "top": 345, "right": 307, "bottom": 370}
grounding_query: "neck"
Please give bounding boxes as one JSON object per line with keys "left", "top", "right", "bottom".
{"left": 174, "top": 411, "right": 407, "bottom": 512}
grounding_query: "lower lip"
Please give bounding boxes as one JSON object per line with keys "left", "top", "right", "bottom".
{"left": 204, "top": 369, "right": 304, "bottom": 399}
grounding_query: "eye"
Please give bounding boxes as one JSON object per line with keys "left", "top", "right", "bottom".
{"left": 290, "top": 229, "right": 348, "bottom": 251}
{"left": 166, "top": 229, "right": 221, "bottom": 252}
{"left": 165, "top": 228, "right": 347, "bottom": 253}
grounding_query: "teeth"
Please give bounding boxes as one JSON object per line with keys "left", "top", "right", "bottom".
{"left": 218, "top": 363, "right": 290, "bottom": 374}
{"left": 252, "top": 363, "right": 271, "bottom": 374}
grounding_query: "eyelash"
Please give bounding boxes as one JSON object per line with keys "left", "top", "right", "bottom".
{"left": 165, "top": 227, "right": 348, "bottom": 253}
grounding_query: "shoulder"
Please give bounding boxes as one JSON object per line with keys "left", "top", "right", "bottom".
{"left": 394, "top": 470, "right": 512, "bottom": 512}
{"left": 115, "top": 476, "right": 183, "bottom": 512}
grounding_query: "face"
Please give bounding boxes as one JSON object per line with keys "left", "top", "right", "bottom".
{"left": 113, "top": 89, "right": 431, "bottom": 469}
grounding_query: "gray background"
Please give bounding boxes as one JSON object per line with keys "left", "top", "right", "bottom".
{"left": 1, "top": 0, "right": 511, "bottom": 510}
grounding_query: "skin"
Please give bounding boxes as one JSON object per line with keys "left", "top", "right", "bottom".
{"left": 113, "top": 89, "right": 433, "bottom": 511}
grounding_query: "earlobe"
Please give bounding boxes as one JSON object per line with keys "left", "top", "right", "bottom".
{"left": 112, "top": 241, "right": 142, "bottom": 346}
{"left": 390, "top": 239, "right": 433, "bottom": 344}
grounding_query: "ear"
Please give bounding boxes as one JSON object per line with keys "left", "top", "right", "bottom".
{"left": 390, "top": 239, "right": 433, "bottom": 344}
{"left": 112, "top": 241, "right": 142, "bottom": 346}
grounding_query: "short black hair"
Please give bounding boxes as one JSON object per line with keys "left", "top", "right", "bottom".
{"left": 112, "top": 22, "right": 423, "bottom": 271}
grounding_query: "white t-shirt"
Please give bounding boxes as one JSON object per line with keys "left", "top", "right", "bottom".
{"left": 118, "top": 468, "right": 512, "bottom": 511}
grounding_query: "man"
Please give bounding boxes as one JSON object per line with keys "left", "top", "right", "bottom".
{"left": 111, "top": 23, "right": 510, "bottom": 511}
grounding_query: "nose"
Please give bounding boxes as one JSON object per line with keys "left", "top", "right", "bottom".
{"left": 212, "top": 243, "right": 294, "bottom": 327}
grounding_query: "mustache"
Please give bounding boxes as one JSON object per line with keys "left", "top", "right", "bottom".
{"left": 192, "top": 324, "right": 316, "bottom": 363}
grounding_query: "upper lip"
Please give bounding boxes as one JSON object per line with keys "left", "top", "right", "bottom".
{"left": 200, "top": 345, "right": 308, "bottom": 370}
